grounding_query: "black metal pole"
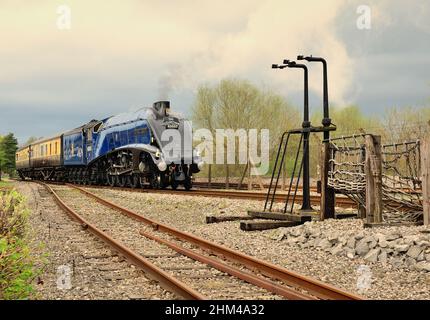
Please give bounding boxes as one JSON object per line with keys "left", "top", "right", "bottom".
{"left": 298, "top": 55, "right": 331, "bottom": 141}
{"left": 285, "top": 62, "right": 312, "bottom": 211}
{"left": 298, "top": 55, "right": 335, "bottom": 219}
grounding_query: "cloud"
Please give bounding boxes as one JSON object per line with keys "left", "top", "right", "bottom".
{"left": 0, "top": 0, "right": 428, "bottom": 143}
{"left": 204, "top": 0, "right": 353, "bottom": 105}
{"left": 147, "top": 0, "right": 355, "bottom": 106}
{"left": 334, "top": 0, "right": 430, "bottom": 111}
{"left": 0, "top": 0, "right": 353, "bottom": 106}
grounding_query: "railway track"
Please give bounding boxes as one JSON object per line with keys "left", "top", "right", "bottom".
{"left": 13, "top": 178, "right": 419, "bottom": 211}
{"left": 178, "top": 188, "right": 356, "bottom": 208}
{"left": 193, "top": 181, "right": 319, "bottom": 192}
{"left": 29, "top": 184, "right": 174, "bottom": 299}
{"left": 11, "top": 177, "right": 357, "bottom": 208}
{"left": 39, "top": 181, "right": 362, "bottom": 300}
{"left": 61, "top": 183, "right": 357, "bottom": 209}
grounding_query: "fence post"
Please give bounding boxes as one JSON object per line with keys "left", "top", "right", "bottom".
{"left": 358, "top": 146, "right": 367, "bottom": 219}
{"left": 282, "top": 162, "right": 286, "bottom": 191}
{"left": 320, "top": 142, "right": 335, "bottom": 220}
{"left": 208, "top": 164, "right": 212, "bottom": 188}
{"left": 225, "top": 165, "right": 229, "bottom": 189}
{"left": 421, "top": 136, "right": 430, "bottom": 225}
{"left": 365, "top": 135, "right": 383, "bottom": 224}
{"left": 237, "top": 162, "right": 248, "bottom": 190}
{"left": 248, "top": 160, "right": 252, "bottom": 190}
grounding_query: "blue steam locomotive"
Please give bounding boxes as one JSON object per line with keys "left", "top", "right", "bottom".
{"left": 16, "top": 101, "right": 203, "bottom": 190}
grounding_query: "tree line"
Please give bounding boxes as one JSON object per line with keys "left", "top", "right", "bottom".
{"left": 0, "top": 133, "right": 18, "bottom": 180}
{"left": 191, "top": 78, "right": 430, "bottom": 181}
{"left": 1, "top": 78, "right": 429, "bottom": 182}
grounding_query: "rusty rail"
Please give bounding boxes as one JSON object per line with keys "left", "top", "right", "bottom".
{"left": 40, "top": 182, "right": 206, "bottom": 300}
{"left": 43, "top": 182, "right": 315, "bottom": 299}
{"left": 13, "top": 178, "right": 357, "bottom": 208}
{"left": 67, "top": 183, "right": 357, "bottom": 209}
{"left": 193, "top": 181, "right": 321, "bottom": 191}
{"left": 140, "top": 230, "right": 313, "bottom": 300}
{"left": 70, "top": 184, "right": 363, "bottom": 300}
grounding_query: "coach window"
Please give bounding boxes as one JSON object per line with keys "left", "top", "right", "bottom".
{"left": 55, "top": 142, "right": 58, "bottom": 155}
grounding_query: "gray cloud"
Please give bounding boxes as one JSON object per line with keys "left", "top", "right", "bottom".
{"left": 1, "top": 0, "right": 429, "bottom": 145}
{"left": 334, "top": 0, "right": 430, "bottom": 113}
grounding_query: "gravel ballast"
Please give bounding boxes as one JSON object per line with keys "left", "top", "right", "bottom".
{"left": 52, "top": 186, "right": 280, "bottom": 300}
{"left": 13, "top": 182, "right": 176, "bottom": 300}
{"left": 83, "top": 187, "right": 430, "bottom": 300}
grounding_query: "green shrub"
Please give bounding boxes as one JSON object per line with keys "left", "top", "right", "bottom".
{"left": 0, "top": 189, "right": 36, "bottom": 300}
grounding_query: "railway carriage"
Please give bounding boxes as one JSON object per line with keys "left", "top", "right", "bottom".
{"left": 16, "top": 101, "right": 203, "bottom": 190}
{"left": 16, "top": 135, "right": 63, "bottom": 180}
{"left": 15, "top": 146, "right": 31, "bottom": 171}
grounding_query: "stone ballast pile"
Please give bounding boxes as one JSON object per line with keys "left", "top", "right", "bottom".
{"left": 276, "top": 220, "right": 430, "bottom": 272}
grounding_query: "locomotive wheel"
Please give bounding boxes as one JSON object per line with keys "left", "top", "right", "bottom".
{"left": 88, "top": 174, "right": 97, "bottom": 185}
{"left": 150, "top": 175, "right": 159, "bottom": 189}
{"left": 171, "top": 178, "right": 179, "bottom": 190}
{"left": 102, "top": 173, "right": 109, "bottom": 186}
{"left": 75, "top": 174, "right": 80, "bottom": 184}
{"left": 107, "top": 174, "right": 116, "bottom": 187}
{"left": 184, "top": 177, "right": 192, "bottom": 191}
{"left": 139, "top": 177, "right": 147, "bottom": 189}
{"left": 150, "top": 173, "right": 161, "bottom": 189}
{"left": 82, "top": 170, "right": 89, "bottom": 185}
{"left": 80, "top": 171, "right": 84, "bottom": 185}
{"left": 160, "top": 173, "right": 168, "bottom": 189}
{"left": 129, "top": 174, "right": 140, "bottom": 188}
{"left": 117, "top": 175, "right": 127, "bottom": 187}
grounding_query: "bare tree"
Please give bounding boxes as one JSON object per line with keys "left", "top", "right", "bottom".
{"left": 381, "top": 106, "right": 430, "bottom": 143}
{"left": 192, "top": 78, "right": 299, "bottom": 183}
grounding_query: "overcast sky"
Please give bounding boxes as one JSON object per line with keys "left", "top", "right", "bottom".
{"left": 0, "top": 0, "right": 429, "bottom": 144}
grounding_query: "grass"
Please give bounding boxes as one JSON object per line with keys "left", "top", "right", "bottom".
{"left": 0, "top": 180, "right": 12, "bottom": 188}
{"left": 0, "top": 189, "right": 38, "bottom": 299}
